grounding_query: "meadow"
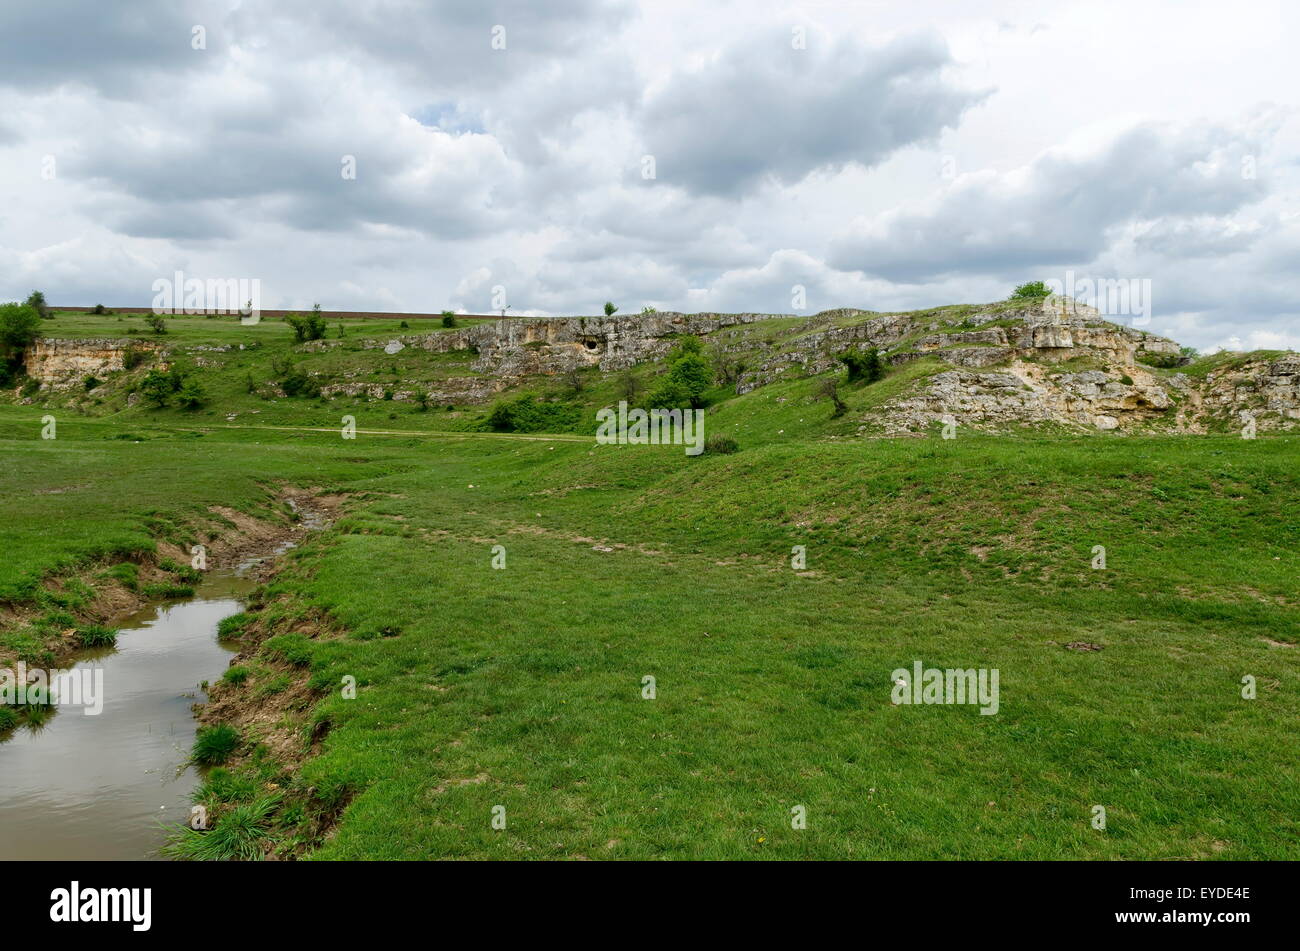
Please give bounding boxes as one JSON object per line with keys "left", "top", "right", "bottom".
{"left": 1, "top": 398, "right": 1296, "bottom": 858}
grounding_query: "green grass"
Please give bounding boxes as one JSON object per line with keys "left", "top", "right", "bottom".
{"left": 1, "top": 309, "right": 1297, "bottom": 860}
{"left": 192, "top": 724, "right": 241, "bottom": 765}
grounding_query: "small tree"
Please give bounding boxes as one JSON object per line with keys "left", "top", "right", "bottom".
{"left": 604, "top": 302, "right": 618, "bottom": 317}
{"left": 1009, "top": 281, "right": 1051, "bottom": 301}
{"left": 177, "top": 379, "right": 206, "bottom": 409}
{"left": 0, "top": 301, "right": 42, "bottom": 366}
{"left": 146, "top": 314, "right": 168, "bottom": 334}
{"left": 139, "top": 369, "right": 176, "bottom": 407}
{"left": 441, "top": 310, "right": 458, "bottom": 328}
{"left": 818, "top": 378, "right": 848, "bottom": 417}
{"left": 840, "top": 347, "right": 884, "bottom": 384}
{"left": 286, "top": 308, "right": 327, "bottom": 342}
{"left": 26, "top": 291, "right": 50, "bottom": 320}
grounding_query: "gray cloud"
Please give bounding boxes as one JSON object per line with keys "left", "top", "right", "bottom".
{"left": 637, "top": 28, "right": 987, "bottom": 197}
{"left": 828, "top": 117, "right": 1276, "bottom": 282}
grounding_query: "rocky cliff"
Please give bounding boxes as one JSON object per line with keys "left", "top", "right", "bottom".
{"left": 22, "top": 338, "right": 161, "bottom": 387}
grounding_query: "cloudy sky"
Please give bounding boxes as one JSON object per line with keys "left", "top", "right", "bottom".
{"left": 1, "top": 0, "right": 1297, "bottom": 350}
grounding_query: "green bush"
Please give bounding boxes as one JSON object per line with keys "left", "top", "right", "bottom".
{"left": 703, "top": 434, "right": 739, "bottom": 454}
{"left": 139, "top": 368, "right": 181, "bottom": 407}
{"left": 1137, "top": 352, "right": 1184, "bottom": 369}
{"left": 485, "top": 394, "right": 581, "bottom": 433}
{"left": 1009, "top": 281, "right": 1051, "bottom": 301}
{"left": 177, "top": 379, "right": 206, "bottom": 409}
{"left": 0, "top": 301, "right": 42, "bottom": 366}
{"left": 145, "top": 314, "right": 168, "bottom": 334}
{"left": 286, "top": 305, "right": 327, "bottom": 342}
{"left": 26, "top": 291, "right": 50, "bottom": 320}
{"left": 221, "top": 666, "right": 251, "bottom": 686}
{"left": 441, "top": 311, "right": 457, "bottom": 328}
{"left": 840, "top": 347, "right": 884, "bottom": 384}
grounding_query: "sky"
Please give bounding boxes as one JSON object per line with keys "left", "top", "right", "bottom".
{"left": 1, "top": 0, "right": 1297, "bottom": 351}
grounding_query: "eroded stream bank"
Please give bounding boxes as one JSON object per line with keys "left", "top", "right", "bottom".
{"left": 0, "top": 571, "right": 251, "bottom": 860}
{"left": 0, "top": 489, "right": 338, "bottom": 860}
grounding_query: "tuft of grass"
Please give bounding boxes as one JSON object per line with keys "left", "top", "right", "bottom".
{"left": 221, "top": 665, "right": 251, "bottom": 686}
{"left": 75, "top": 625, "right": 118, "bottom": 648}
{"left": 217, "top": 613, "right": 251, "bottom": 639}
{"left": 162, "top": 795, "right": 282, "bottom": 861}
{"left": 191, "top": 724, "right": 241, "bottom": 765}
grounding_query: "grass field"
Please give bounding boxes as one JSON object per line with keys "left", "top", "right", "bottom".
{"left": 2, "top": 394, "right": 1297, "bottom": 858}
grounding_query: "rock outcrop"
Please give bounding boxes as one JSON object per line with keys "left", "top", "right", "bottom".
{"left": 23, "top": 338, "right": 161, "bottom": 387}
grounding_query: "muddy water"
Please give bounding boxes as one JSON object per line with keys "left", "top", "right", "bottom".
{"left": 0, "top": 571, "right": 253, "bottom": 860}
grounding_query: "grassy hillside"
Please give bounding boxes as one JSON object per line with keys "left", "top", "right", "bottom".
{"left": 2, "top": 308, "right": 1297, "bottom": 859}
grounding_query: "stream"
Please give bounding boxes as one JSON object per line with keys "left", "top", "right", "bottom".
{"left": 0, "top": 570, "right": 253, "bottom": 860}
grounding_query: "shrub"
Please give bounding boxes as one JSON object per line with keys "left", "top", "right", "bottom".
{"left": 26, "top": 291, "right": 50, "bottom": 320}
{"left": 647, "top": 377, "right": 695, "bottom": 410}
{"left": 177, "top": 379, "right": 206, "bottom": 409}
{"left": 819, "top": 377, "right": 848, "bottom": 417}
{"left": 441, "top": 311, "right": 457, "bottom": 328}
{"left": 221, "top": 666, "right": 251, "bottom": 686}
{"left": 0, "top": 301, "right": 42, "bottom": 365}
{"left": 192, "top": 724, "right": 241, "bottom": 765}
{"left": 286, "top": 305, "right": 327, "bottom": 342}
{"left": 604, "top": 301, "right": 618, "bottom": 317}
{"left": 485, "top": 394, "right": 581, "bottom": 433}
{"left": 91, "top": 303, "right": 113, "bottom": 315}
{"left": 1009, "top": 281, "right": 1051, "bottom": 301}
{"left": 139, "top": 368, "right": 180, "bottom": 406}
{"left": 840, "top": 347, "right": 884, "bottom": 384}
{"left": 704, "top": 434, "right": 739, "bottom": 454}
{"left": 122, "top": 348, "right": 145, "bottom": 370}
{"left": 145, "top": 314, "right": 168, "bottom": 334}
{"left": 19, "top": 377, "right": 40, "bottom": 398}
{"left": 278, "top": 362, "right": 320, "bottom": 398}
{"left": 83, "top": 375, "right": 101, "bottom": 391}
{"left": 1137, "top": 352, "right": 1184, "bottom": 369}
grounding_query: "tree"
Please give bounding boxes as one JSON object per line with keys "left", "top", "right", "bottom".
{"left": 176, "top": 379, "right": 206, "bottom": 409}
{"left": 0, "top": 301, "right": 42, "bottom": 364}
{"left": 604, "top": 302, "right": 618, "bottom": 317}
{"left": 1009, "top": 281, "right": 1051, "bottom": 301}
{"left": 25, "top": 291, "right": 50, "bottom": 320}
{"left": 667, "top": 354, "right": 712, "bottom": 407}
{"left": 441, "top": 310, "right": 458, "bottom": 328}
{"left": 139, "top": 369, "right": 177, "bottom": 407}
{"left": 818, "top": 377, "right": 848, "bottom": 417}
{"left": 286, "top": 307, "right": 327, "bottom": 342}
{"left": 146, "top": 314, "right": 168, "bottom": 334}
{"left": 840, "top": 347, "right": 884, "bottom": 384}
